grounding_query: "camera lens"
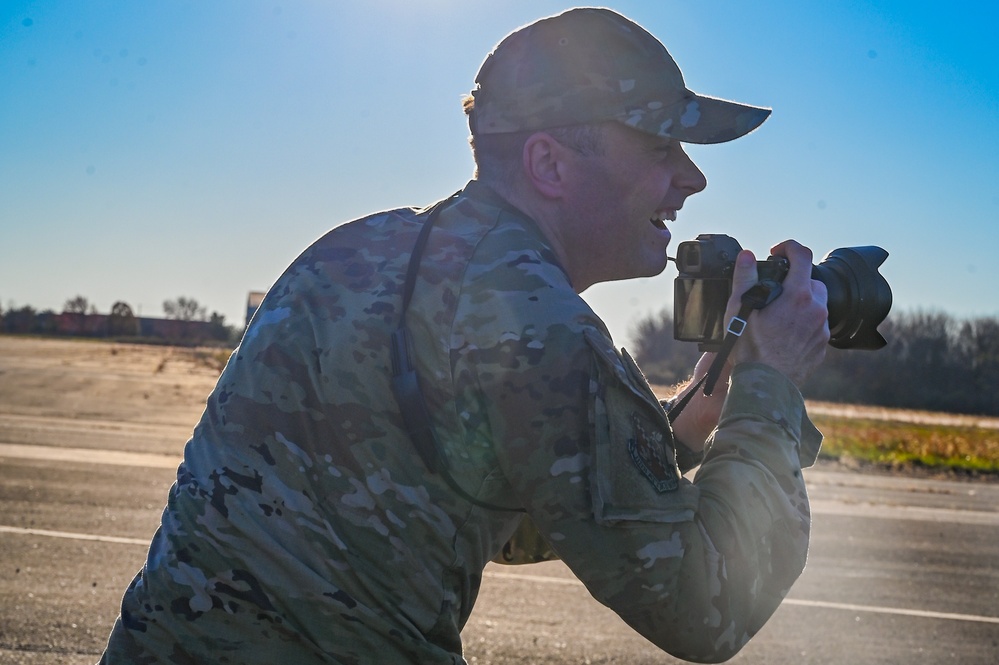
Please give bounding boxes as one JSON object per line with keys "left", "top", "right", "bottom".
{"left": 811, "top": 247, "right": 892, "bottom": 349}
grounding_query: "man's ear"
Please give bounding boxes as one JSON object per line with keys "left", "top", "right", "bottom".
{"left": 522, "top": 132, "right": 567, "bottom": 199}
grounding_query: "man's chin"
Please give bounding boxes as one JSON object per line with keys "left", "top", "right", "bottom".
{"left": 642, "top": 254, "right": 671, "bottom": 278}
{"left": 614, "top": 259, "right": 670, "bottom": 283}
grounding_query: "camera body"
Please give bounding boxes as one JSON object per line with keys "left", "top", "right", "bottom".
{"left": 673, "top": 233, "right": 892, "bottom": 351}
{"left": 673, "top": 234, "right": 785, "bottom": 349}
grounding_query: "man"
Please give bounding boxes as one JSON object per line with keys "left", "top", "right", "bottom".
{"left": 101, "top": 7, "right": 828, "bottom": 664}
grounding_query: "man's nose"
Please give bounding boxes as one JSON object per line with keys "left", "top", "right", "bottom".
{"left": 674, "top": 146, "right": 707, "bottom": 195}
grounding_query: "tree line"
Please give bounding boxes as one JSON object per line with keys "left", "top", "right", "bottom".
{"left": 6, "top": 294, "right": 997, "bottom": 415}
{"left": 632, "top": 309, "right": 999, "bottom": 417}
{"left": 0, "top": 295, "right": 238, "bottom": 345}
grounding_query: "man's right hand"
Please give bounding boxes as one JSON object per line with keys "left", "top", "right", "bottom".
{"left": 725, "top": 240, "right": 829, "bottom": 386}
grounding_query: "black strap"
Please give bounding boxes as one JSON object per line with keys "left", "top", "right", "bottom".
{"left": 399, "top": 196, "right": 450, "bottom": 315}
{"left": 390, "top": 193, "right": 525, "bottom": 513}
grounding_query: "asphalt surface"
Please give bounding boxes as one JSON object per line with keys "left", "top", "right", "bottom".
{"left": 1, "top": 338, "right": 998, "bottom": 664}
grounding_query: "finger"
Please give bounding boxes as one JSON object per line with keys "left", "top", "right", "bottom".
{"left": 770, "top": 239, "right": 814, "bottom": 286}
{"left": 811, "top": 277, "right": 829, "bottom": 308}
{"left": 730, "top": 249, "right": 759, "bottom": 298}
{"left": 723, "top": 250, "right": 758, "bottom": 323}
{"left": 690, "top": 351, "right": 714, "bottom": 380}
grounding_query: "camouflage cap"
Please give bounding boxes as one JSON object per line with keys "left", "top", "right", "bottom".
{"left": 468, "top": 7, "right": 771, "bottom": 144}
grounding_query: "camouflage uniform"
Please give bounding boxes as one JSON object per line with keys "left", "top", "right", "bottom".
{"left": 100, "top": 180, "right": 821, "bottom": 664}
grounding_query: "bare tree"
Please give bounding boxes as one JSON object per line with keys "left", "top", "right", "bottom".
{"left": 163, "top": 296, "right": 207, "bottom": 321}
{"left": 63, "top": 295, "right": 90, "bottom": 314}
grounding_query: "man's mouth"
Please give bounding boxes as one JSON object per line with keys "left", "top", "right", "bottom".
{"left": 649, "top": 210, "right": 676, "bottom": 230}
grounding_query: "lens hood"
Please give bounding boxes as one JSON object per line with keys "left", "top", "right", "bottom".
{"left": 811, "top": 246, "right": 892, "bottom": 349}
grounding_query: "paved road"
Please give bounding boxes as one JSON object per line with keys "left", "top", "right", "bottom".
{"left": 2, "top": 443, "right": 998, "bottom": 664}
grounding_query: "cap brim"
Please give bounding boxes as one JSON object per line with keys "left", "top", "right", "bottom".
{"left": 617, "top": 92, "right": 771, "bottom": 145}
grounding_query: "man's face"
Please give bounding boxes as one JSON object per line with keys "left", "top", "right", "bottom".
{"left": 559, "top": 122, "right": 707, "bottom": 288}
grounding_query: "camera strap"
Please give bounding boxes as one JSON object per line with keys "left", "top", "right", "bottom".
{"left": 391, "top": 191, "right": 526, "bottom": 513}
{"left": 667, "top": 279, "right": 783, "bottom": 423}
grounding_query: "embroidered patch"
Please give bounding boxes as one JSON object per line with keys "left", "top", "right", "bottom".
{"left": 627, "top": 411, "right": 678, "bottom": 493}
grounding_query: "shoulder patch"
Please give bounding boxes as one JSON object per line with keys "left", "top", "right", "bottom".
{"left": 628, "top": 411, "right": 679, "bottom": 493}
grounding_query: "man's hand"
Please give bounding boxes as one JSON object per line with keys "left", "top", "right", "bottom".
{"left": 668, "top": 241, "right": 828, "bottom": 453}
{"left": 668, "top": 351, "right": 732, "bottom": 454}
{"left": 727, "top": 240, "right": 829, "bottom": 385}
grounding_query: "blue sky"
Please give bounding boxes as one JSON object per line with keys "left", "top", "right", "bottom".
{"left": 2, "top": 1, "right": 997, "bottom": 347}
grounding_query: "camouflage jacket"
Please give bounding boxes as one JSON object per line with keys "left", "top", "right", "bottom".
{"left": 101, "top": 180, "right": 821, "bottom": 664}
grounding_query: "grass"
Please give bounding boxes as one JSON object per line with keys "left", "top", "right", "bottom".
{"left": 811, "top": 413, "right": 999, "bottom": 475}
{"left": 651, "top": 383, "right": 999, "bottom": 477}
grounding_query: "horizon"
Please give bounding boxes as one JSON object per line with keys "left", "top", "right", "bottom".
{"left": 5, "top": 288, "right": 999, "bottom": 334}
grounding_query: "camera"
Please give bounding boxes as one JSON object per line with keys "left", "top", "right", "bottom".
{"left": 673, "top": 234, "right": 891, "bottom": 351}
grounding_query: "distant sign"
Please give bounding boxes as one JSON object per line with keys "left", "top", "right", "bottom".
{"left": 246, "top": 291, "right": 266, "bottom": 327}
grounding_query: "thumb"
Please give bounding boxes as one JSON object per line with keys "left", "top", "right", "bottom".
{"left": 725, "top": 250, "right": 758, "bottom": 321}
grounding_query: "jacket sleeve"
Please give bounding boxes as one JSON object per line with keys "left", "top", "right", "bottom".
{"left": 486, "top": 327, "right": 820, "bottom": 663}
